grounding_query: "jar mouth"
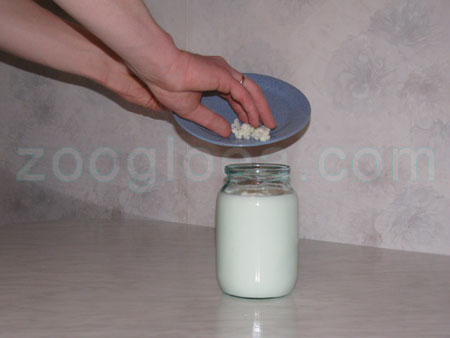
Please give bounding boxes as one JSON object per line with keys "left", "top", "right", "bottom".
{"left": 225, "top": 163, "right": 290, "bottom": 177}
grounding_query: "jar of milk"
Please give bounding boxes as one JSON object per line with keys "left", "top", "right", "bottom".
{"left": 216, "top": 163, "right": 299, "bottom": 298}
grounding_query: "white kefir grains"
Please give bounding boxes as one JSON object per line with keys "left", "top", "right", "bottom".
{"left": 231, "top": 119, "right": 271, "bottom": 142}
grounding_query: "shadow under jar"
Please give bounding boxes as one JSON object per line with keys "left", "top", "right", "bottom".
{"left": 216, "top": 163, "right": 299, "bottom": 298}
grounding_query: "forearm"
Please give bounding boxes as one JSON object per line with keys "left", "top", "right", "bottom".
{"left": 52, "top": 0, "right": 181, "bottom": 84}
{"left": 0, "top": 0, "right": 108, "bottom": 81}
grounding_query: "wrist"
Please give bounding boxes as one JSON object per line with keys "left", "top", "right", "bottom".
{"left": 124, "top": 30, "right": 182, "bottom": 85}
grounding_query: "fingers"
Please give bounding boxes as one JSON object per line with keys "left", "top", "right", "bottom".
{"left": 215, "top": 62, "right": 276, "bottom": 129}
{"left": 118, "top": 79, "right": 166, "bottom": 112}
{"left": 175, "top": 53, "right": 276, "bottom": 131}
{"left": 141, "top": 93, "right": 167, "bottom": 112}
{"left": 215, "top": 75, "right": 260, "bottom": 127}
{"left": 181, "top": 104, "right": 231, "bottom": 138}
{"left": 228, "top": 80, "right": 261, "bottom": 127}
{"left": 241, "top": 77, "right": 276, "bottom": 129}
{"left": 220, "top": 94, "right": 249, "bottom": 124}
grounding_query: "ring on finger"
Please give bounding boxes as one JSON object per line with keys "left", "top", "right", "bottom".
{"left": 239, "top": 74, "right": 246, "bottom": 85}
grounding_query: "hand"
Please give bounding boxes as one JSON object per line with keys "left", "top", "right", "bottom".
{"left": 94, "top": 46, "right": 276, "bottom": 138}
{"left": 139, "top": 51, "right": 277, "bottom": 137}
{"left": 0, "top": 0, "right": 161, "bottom": 112}
{"left": 2, "top": 0, "right": 276, "bottom": 138}
{"left": 94, "top": 46, "right": 165, "bottom": 112}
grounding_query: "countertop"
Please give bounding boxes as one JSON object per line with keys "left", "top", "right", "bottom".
{"left": 1, "top": 220, "right": 449, "bottom": 338}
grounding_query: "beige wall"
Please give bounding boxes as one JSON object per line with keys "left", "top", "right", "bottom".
{"left": 2, "top": 0, "right": 450, "bottom": 255}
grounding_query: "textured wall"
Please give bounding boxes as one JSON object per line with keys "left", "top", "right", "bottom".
{"left": 1, "top": 0, "right": 450, "bottom": 255}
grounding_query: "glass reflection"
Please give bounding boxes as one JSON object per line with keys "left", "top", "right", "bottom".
{"left": 214, "top": 294, "right": 299, "bottom": 338}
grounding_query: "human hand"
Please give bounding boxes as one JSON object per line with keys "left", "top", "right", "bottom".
{"left": 0, "top": 0, "right": 161, "bottom": 113}
{"left": 95, "top": 48, "right": 165, "bottom": 112}
{"left": 48, "top": 0, "right": 276, "bottom": 137}
{"left": 97, "top": 49, "right": 276, "bottom": 138}
{"left": 139, "top": 51, "right": 277, "bottom": 137}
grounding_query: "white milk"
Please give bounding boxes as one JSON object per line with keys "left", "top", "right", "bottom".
{"left": 216, "top": 191, "right": 299, "bottom": 298}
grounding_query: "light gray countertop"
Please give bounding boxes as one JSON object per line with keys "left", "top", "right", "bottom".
{"left": 1, "top": 219, "right": 449, "bottom": 338}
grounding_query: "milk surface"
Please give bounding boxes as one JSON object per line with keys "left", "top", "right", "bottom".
{"left": 216, "top": 191, "right": 298, "bottom": 298}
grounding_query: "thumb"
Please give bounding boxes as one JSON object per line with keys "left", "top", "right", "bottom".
{"left": 180, "top": 104, "right": 231, "bottom": 138}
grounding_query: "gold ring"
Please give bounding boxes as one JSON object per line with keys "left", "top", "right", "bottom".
{"left": 239, "top": 74, "right": 246, "bottom": 85}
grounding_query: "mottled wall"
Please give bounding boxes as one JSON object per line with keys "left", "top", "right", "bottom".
{"left": 1, "top": 0, "right": 450, "bottom": 255}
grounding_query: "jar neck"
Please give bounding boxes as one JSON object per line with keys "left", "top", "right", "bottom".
{"left": 224, "top": 163, "right": 291, "bottom": 185}
{"left": 226, "top": 174, "right": 290, "bottom": 185}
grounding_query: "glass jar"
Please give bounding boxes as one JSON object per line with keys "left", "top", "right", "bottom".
{"left": 216, "top": 163, "right": 299, "bottom": 298}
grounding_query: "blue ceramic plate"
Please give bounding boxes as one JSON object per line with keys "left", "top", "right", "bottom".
{"left": 173, "top": 73, "right": 311, "bottom": 147}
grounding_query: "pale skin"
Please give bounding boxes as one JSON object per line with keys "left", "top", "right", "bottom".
{"left": 0, "top": 0, "right": 276, "bottom": 137}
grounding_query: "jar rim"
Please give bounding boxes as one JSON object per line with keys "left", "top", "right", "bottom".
{"left": 225, "top": 163, "right": 290, "bottom": 176}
